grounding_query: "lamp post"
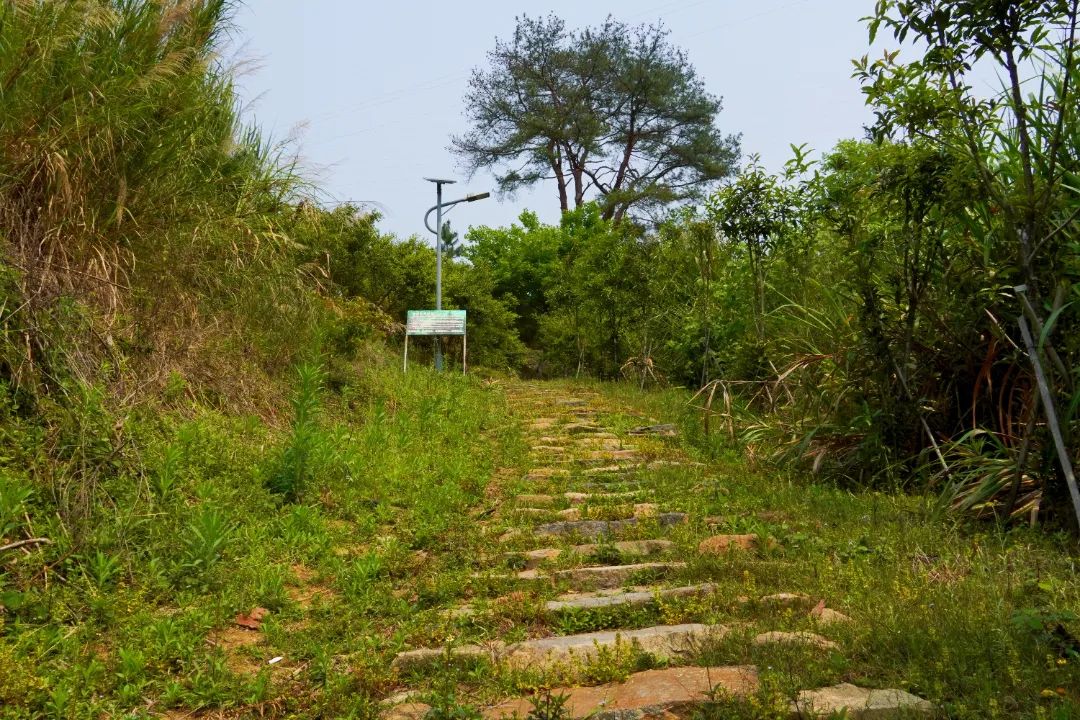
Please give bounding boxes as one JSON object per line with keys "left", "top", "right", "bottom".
{"left": 423, "top": 178, "right": 490, "bottom": 370}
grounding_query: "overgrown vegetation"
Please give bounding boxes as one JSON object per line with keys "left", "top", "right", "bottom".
{"left": 461, "top": 1, "right": 1080, "bottom": 527}
{"left": 2, "top": 0, "right": 1080, "bottom": 717}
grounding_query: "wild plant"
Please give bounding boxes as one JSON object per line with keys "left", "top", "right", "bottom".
{"left": 266, "top": 360, "right": 327, "bottom": 502}
{"left": 178, "top": 505, "right": 231, "bottom": 582}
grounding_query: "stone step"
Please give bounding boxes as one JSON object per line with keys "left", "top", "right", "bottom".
{"left": 579, "top": 450, "right": 640, "bottom": 463}
{"left": 549, "top": 562, "right": 686, "bottom": 590}
{"left": 574, "top": 438, "right": 633, "bottom": 450}
{"left": 546, "top": 583, "right": 715, "bottom": 612}
{"left": 753, "top": 631, "right": 839, "bottom": 651}
{"left": 392, "top": 623, "right": 730, "bottom": 674}
{"left": 483, "top": 665, "right": 759, "bottom": 720}
{"left": 508, "top": 540, "right": 676, "bottom": 570}
{"left": 535, "top": 513, "right": 687, "bottom": 539}
{"left": 629, "top": 423, "right": 678, "bottom": 437}
{"left": 790, "top": 684, "right": 935, "bottom": 719}
{"left": 563, "top": 422, "right": 605, "bottom": 435}
{"left": 564, "top": 491, "right": 641, "bottom": 505}
{"left": 526, "top": 468, "right": 570, "bottom": 481}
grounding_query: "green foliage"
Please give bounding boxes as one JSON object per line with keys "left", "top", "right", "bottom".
{"left": 266, "top": 360, "right": 327, "bottom": 502}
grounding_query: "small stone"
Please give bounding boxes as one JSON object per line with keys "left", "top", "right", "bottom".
{"left": 790, "top": 683, "right": 935, "bottom": 719}
{"left": 698, "top": 534, "right": 758, "bottom": 554}
{"left": 753, "top": 631, "right": 839, "bottom": 651}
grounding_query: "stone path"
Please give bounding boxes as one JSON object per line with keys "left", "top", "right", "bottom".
{"left": 385, "top": 386, "right": 934, "bottom": 720}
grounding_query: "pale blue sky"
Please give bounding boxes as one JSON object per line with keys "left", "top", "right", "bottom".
{"left": 230, "top": 1, "right": 878, "bottom": 240}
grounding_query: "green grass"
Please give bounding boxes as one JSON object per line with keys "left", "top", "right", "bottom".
{"left": 2, "top": 373, "right": 1079, "bottom": 719}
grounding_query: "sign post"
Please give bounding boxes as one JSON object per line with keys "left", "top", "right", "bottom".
{"left": 404, "top": 310, "right": 467, "bottom": 374}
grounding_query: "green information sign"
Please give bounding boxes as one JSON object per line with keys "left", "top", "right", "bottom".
{"left": 403, "top": 310, "right": 468, "bottom": 374}
{"left": 406, "top": 310, "right": 466, "bottom": 336}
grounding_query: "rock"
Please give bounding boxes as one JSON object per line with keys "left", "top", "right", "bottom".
{"left": 564, "top": 423, "right": 604, "bottom": 435}
{"left": 552, "top": 562, "right": 687, "bottom": 589}
{"left": 484, "top": 665, "right": 759, "bottom": 719}
{"left": 575, "top": 437, "right": 626, "bottom": 450}
{"left": 790, "top": 683, "right": 935, "bottom": 719}
{"left": 557, "top": 508, "right": 582, "bottom": 520}
{"left": 753, "top": 631, "right": 839, "bottom": 651}
{"left": 386, "top": 703, "right": 432, "bottom": 720}
{"left": 498, "top": 528, "right": 524, "bottom": 543}
{"left": 565, "top": 491, "right": 639, "bottom": 505}
{"left": 657, "top": 512, "right": 689, "bottom": 527}
{"left": 633, "top": 503, "right": 658, "bottom": 517}
{"left": 699, "top": 534, "right": 759, "bottom": 554}
{"left": 557, "top": 398, "right": 587, "bottom": 407}
{"left": 584, "top": 465, "right": 626, "bottom": 476}
{"left": 809, "top": 604, "right": 853, "bottom": 626}
{"left": 532, "top": 445, "right": 566, "bottom": 453}
{"left": 546, "top": 583, "right": 715, "bottom": 612}
{"left": 628, "top": 423, "right": 678, "bottom": 437}
{"left": 501, "top": 623, "right": 729, "bottom": 669}
{"left": 510, "top": 547, "right": 562, "bottom": 569}
{"left": 391, "top": 643, "right": 502, "bottom": 673}
{"left": 529, "top": 418, "right": 558, "bottom": 430}
{"left": 527, "top": 468, "right": 570, "bottom": 480}
{"left": 572, "top": 539, "right": 675, "bottom": 558}
{"left": 535, "top": 518, "right": 637, "bottom": 538}
{"left": 394, "top": 626, "right": 729, "bottom": 674}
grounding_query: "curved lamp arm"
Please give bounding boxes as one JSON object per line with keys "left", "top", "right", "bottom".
{"left": 424, "top": 192, "right": 491, "bottom": 235}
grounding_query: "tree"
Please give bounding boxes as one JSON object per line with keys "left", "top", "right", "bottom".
{"left": 452, "top": 14, "right": 740, "bottom": 223}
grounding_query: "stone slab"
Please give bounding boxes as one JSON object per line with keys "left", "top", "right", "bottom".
{"left": 484, "top": 665, "right": 759, "bottom": 720}
{"left": 546, "top": 583, "right": 715, "bottom": 612}
{"left": 501, "top": 623, "right": 729, "bottom": 669}
{"left": 552, "top": 562, "right": 686, "bottom": 589}
{"left": 790, "top": 684, "right": 935, "bottom": 719}
{"left": 753, "top": 631, "right": 839, "bottom": 651}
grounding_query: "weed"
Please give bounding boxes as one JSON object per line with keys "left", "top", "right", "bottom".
{"left": 267, "top": 360, "right": 327, "bottom": 502}
{"left": 178, "top": 505, "right": 231, "bottom": 583}
{"left": 527, "top": 689, "right": 571, "bottom": 720}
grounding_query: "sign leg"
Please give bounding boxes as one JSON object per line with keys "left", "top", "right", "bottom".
{"left": 403, "top": 336, "right": 409, "bottom": 373}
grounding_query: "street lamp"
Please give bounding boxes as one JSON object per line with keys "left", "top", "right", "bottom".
{"left": 423, "top": 178, "right": 490, "bottom": 370}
